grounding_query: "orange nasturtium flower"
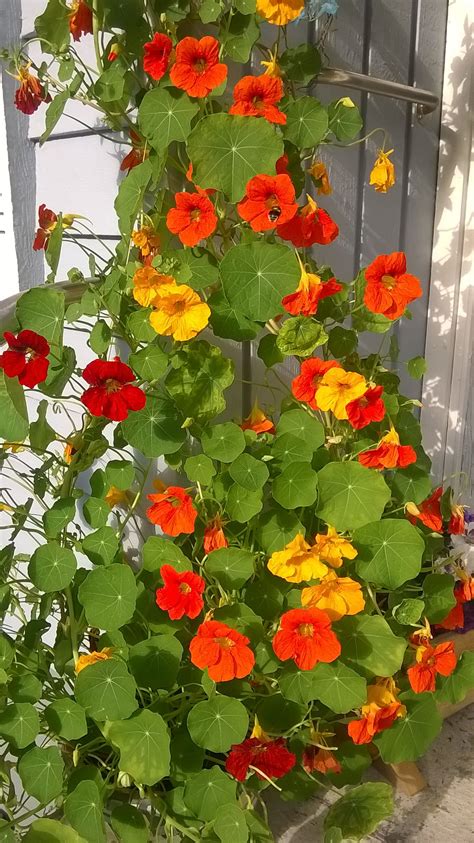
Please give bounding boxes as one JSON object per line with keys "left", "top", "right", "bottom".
{"left": 436, "top": 573, "right": 474, "bottom": 631}
{"left": 272, "top": 607, "right": 341, "bottom": 671}
{"left": 33, "top": 204, "right": 79, "bottom": 251}
{"left": 105, "top": 486, "right": 130, "bottom": 509}
{"left": 267, "top": 534, "right": 329, "bottom": 584}
{"left": 143, "top": 32, "right": 173, "bottom": 81}
{"left": 358, "top": 427, "right": 417, "bottom": 470}
{"left": 150, "top": 284, "right": 210, "bottom": 342}
{"left": 256, "top": 0, "right": 305, "bottom": 26}
{"left": 348, "top": 677, "right": 406, "bottom": 745}
{"left": 14, "top": 64, "right": 50, "bottom": 115}
{"left": 203, "top": 516, "right": 228, "bottom": 554}
{"left": 282, "top": 258, "right": 342, "bottom": 318}
{"left": 132, "top": 225, "right": 160, "bottom": 261}
{"left": 308, "top": 161, "right": 333, "bottom": 196}
{"left": 166, "top": 192, "right": 217, "bottom": 247}
{"left": 190, "top": 620, "right": 255, "bottom": 682}
{"left": 75, "top": 648, "right": 113, "bottom": 674}
{"left": 155, "top": 565, "right": 205, "bottom": 620}
{"left": 120, "top": 130, "right": 149, "bottom": 173}
{"left": 291, "top": 358, "right": 341, "bottom": 411}
{"left": 364, "top": 251, "right": 422, "bottom": 320}
{"left": 448, "top": 502, "right": 465, "bottom": 535}
{"left": 229, "top": 75, "right": 286, "bottom": 124}
{"left": 146, "top": 486, "right": 197, "bottom": 536}
{"left": 407, "top": 641, "right": 457, "bottom": 693}
{"left": 406, "top": 487, "right": 443, "bottom": 532}
{"left": 237, "top": 174, "right": 297, "bottom": 232}
{"left": 169, "top": 36, "right": 227, "bottom": 98}
{"left": 315, "top": 368, "right": 367, "bottom": 420}
{"left": 240, "top": 402, "right": 275, "bottom": 435}
{"left": 312, "top": 526, "right": 358, "bottom": 569}
{"left": 68, "top": 0, "right": 93, "bottom": 41}
{"left": 277, "top": 196, "right": 339, "bottom": 248}
{"left": 301, "top": 571, "right": 365, "bottom": 621}
{"left": 303, "top": 746, "right": 341, "bottom": 775}
{"left": 369, "top": 149, "right": 395, "bottom": 193}
{"left": 132, "top": 266, "right": 176, "bottom": 308}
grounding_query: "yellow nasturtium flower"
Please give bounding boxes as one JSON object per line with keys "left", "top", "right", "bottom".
{"left": 105, "top": 486, "right": 130, "bottom": 509}
{"left": 369, "top": 149, "right": 396, "bottom": 193}
{"left": 267, "top": 533, "right": 329, "bottom": 583}
{"left": 313, "top": 526, "right": 358, "bottom": 569}
{"left": 260, "top": 49, "right": 282, "bottom": 78}
{"left": 256, "top": 0, "right": 304, "bottom": 26}
{"left": 150, "top": 284, "right": 210, "bottom": 342}
{"left": 132, "top": 266, "right": 176, "bottom": 308}
{"left": 308, "top": 161, "right": 332, "bottom": 196}
{"left": 301, "top": 570, "right": 365, "bottom": 620}
{"left": 315, "top": 368, "right": 367, "bottom": 419}
{"left": 75, "top": 648, "right": 113, "bottom": 674}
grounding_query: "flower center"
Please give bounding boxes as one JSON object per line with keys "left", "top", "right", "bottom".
{"left": 194, "top": 58, "right": 207, "bottom": 73}
{"left": 172, "top": 299, "right": 186, "bottom": 313}
{"left": 215, "top": 636, "right": 235, "bottom": 650}
{"left": 265, "top": 194, "right": 279, "bottom": 210}
{"left": 381, "top": 274, "right": 396, "bottom": 290}
{"left": 179, "top": 582, "right": 191, "bottom": 594}
{"left": 190, "top": 209, "right": 201, "bottom": 222}
{"left": 252, "top": 96, "right": 264, "bottom": 108}
{"left": 105, "top": 378, "right": 122, "bottom": 393}
{"left": 298, "top": 623, "right": 314, "bottom": 638}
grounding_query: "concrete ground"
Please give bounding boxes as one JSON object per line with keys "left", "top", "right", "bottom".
{"left": 268, "top": 705, "right": 474, "bottom": 842}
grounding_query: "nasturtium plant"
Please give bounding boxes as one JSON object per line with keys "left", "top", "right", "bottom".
{"left": 0, "top": 1, "right": 472, "bottom": 841}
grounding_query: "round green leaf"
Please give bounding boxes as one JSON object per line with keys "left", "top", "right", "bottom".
{"left": 354, "top": 519, "right": 424, "bottom": 589}
{"left": 272, "top": 432, "right": 314, "bottom": 466}
{"left": 8, "top": 673, "right": 42, "bottom": 704}
{"left": 283, "top": 97, "right": 328, "bottom": 148}
{"left": 165, "top": 341, "right": 235, "bottom": 423}
{"left": 78, "top": 563, "right": 137, "bottom": 630}
{"left": 111, "top": 804, "right": 149, "bottom": 843}
{"left": 44, "top": 698, "right": 88, "bottom": 740}
{"left": 272, "top": 462, "right": 318, "bottom": 509}
{"left": 324, "top": 782, "right": 393, "bottom": 841}
{"left": 139, "top": 87, "right": 199, "bottom": 151}
{"left": 280, "top": 44, "right": 321, "bottom": 84}
{"left": 23, "top": 819, "right": 87, "bottom": 843}
{"left": 226, "top": 485, "right": 262, "bottom": 522}
{"left": 185, "top": 454, "right": 216, "bottom": 485}
{"left": 276, "top": 317, "right": 328, "bottom": 357}
{"left": 0, "top": 633, "right": 13, "bottom": 671}
{"left": 183, "top": 766, "right": 237, "bottom": 822}
{"left": 279, "top": 665, "right": 315, "bottom": 705}
{"left": 328, "top": 101, "right": 363, "bottom": 141}
{"left": 337, "top": 615, "right": 407, "bottom": 677}
{"left": 257, "top": 507, "right": 303, "bottom": 554}
{"left": 256, "top": 694, "right": 305, "bottom": 732}
{"left": 316, "top": 462, "right": 391, "bottom": 531}
{"left": 65, "top": 781, "right": 105, "bottom": 843}
{"left": 83, "top": 497, "right": 110, "bottom": 529}
{"left": 423, "top": 573, "right": 457, "bottom": 622}
{"left": 228, "top": 453, "right": 269, "bottom": 491}
{"left": 43, "top": 497, "right": 75, "bottom": 538}
{"left": 170, "top": 728, "right": 205, "bottom": 780}
{"left": 121, "top": 396, "right": 186, "bottom": 457}
{"left": 16, "top": 287, "right": 65, "bottom": 347}
{"left": 187, "top": 696, "right": 249, "bottom": 752}
{"left": 107, "top": 710, "right": 170, "bottom": 785}
{"left": 245, "top": 573, "right": 285, "bottom": 620}
{"left": 129, "top": 344, "right": 168, "bottom": 383}
{"left": 168, "top": 247, "right": 220, "bottom": 290}
{"left": 374, "top": 693, "right": 442, "bottom": 762}
{"left": 214, "top": 804, "right": 249, "bottom": 843}
{"left": 391, "top": 465, "right": 432, "bottom": 505}
{"left": 205, "top": 547, "right": 255, "bottom": 589}
{"left": 392, "top": 598, "right": 424, "bottom": 626}
{"left": 187, "top": 113, "right": 283, "bottom": 202}
{"left": 82, "top": 526, "right": 119, "bottom": 567}
{"left": 327, "top": 326, "right": 358, "bottom": 358}
{"left": 28, "top": 541, "right": 76, "bottom": 593}
{"left": 209, "top": 290, "right": 260, "bottom": 341}
{"left": 104, "top": 460, "right": 135, "bottom": 490}
{"left": 311, "top": 661, "right": 367, "bottom": 713}
{"left": 276, "top": 409, "right": 324, "bottom": 450}
{"left": 220, "top": 242, "right": 300, "bottom": 321}
{"left": 0, "top": 702, "right": 40, "bottom": 750}
{"left": 18, "top": 746, "right": 64, "bottom": 803}
{"left": 74, "top": 659, "right": 138, "bottom": 721}
{"left": 142, "top": 536, "right": 192, "bottom": 573}
{"left": 129, "top": 634, "right": 183, "bottom": 691}
{"left": 436, "top": 651, "right": 474, "bottom": 705}
{"left": 201, "top": 422, "right": 246, "bottom": 463}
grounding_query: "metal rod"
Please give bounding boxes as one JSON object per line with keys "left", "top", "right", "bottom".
{"left": 318, "top": 67, "right": 439, "bottom": 116}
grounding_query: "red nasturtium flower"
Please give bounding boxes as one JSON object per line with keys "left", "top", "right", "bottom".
{"left": 282, "top": 267, "right": 342, "bottom": 317}
{"left": 237, "top": 174, "right": 297, "bottom": 232}
{"left": 147, "top": 486, "right": 197, "bottom": 536}
{"left": 226, "top": 738, "right": 296, "bottom": 781}
{"left": 203, "top": 516, "right": 228, "bottom": 554}
{"left": 302, "top": 747, "right": 341, "bottom": 775}
{"left": 14, "top": 65, "right": 50, "bottom": 115}
{"left": 448, "top": 503, "right": 465, "bottom": 535}
{"left": 277, "top": 196, "right": 339, "bottom": 247}
{"left": 33, "top": 205, "right": 57, "bottom": 251}
{"left": 407, "top": 641, "right": 457, "bottom": 693}
{"left": 291, "top": 358, "right": 341, "bottom": 411}
{"left": 436, "top": 576, "right": 474, "bottom": 631}
{"left": 348, "top": 678, "right": 406, "bottom": 745}
{"left": 166, "top": 192, "right": 217, "bottom": 247}
{"left": 68, "top": 0, "right": 93, "bottom": 41}
{"left": 272, "top": 608, "right": 341, "bottom": 671}
{"left": 229, "top": 75, "right": 286, "bottom": 124}
{"left": 81, "top": 357, "right": 146, "bottom": 421}
{"left": 155, "top": 564, "right": 205, "bottom": 620}
{"left": 120, "top": 130, "right": 149, "bottom": 172}
{"left": 190, "top": 620, "right": 255, "bottom": 682}
{"left": 364, "top": 252, "right": 422, "bottom": 320}
{"left": 143, "top": 32, "right": 173, "bottom": 80}
{"left": 346, "top": 385, "right": 385, "bottom": 430}
{"left": 358, "top": 427, "right": 416, "bottom": 470}
{"left": 0, "top": 330, "right": 50, "bottom": 388}
{"left": 406, "top": 487, "right": 443, "bottom": 532}
{"left": 169, "top": 36, "right": 227, "bottom": 98}
{"left": 241, "top": 401, "right": 275, "bottom": 434}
